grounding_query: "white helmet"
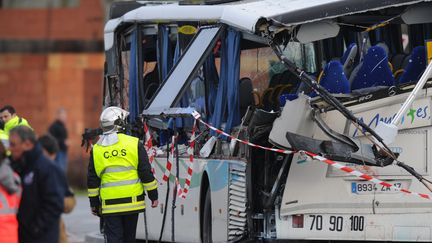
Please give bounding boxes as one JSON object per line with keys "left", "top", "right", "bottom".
{"left": 99, "top": 106, "right": 130, "bottom": 133}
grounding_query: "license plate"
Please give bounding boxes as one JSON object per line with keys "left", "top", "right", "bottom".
{"left": 308, "top": 214, "right": 365, "bottom": 232}
{"left": 351, "top": 181, "right": 407, "bottom": 194}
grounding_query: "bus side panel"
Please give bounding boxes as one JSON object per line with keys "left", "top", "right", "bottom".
{"left": 206, "top": 160, "right": 230, "bottom": 243}
{"left": 137, "top": 157, "right": 206, "bottom": 242}
{"left": 277, "top": 92, "right": 432, "bottom": 241}
{"left": 276, "top": 212, "right": 432, "bottom": 241}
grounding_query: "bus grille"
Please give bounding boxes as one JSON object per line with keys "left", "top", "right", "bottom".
{"left": 228, "top": 164, "right": 247, "bottom": 241}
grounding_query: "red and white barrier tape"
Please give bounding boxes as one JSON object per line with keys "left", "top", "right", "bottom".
{"left": 190, "top": 111, "right": 432, "bottom": 201}
{"left": 162, "top": 136, "right": 175, "bottom": 182}
{"left": 191, "top": 111, "right": 295, "bottom": 155}
{"left": 304, "top": 151, "right": 431, "bottom": 200}
{"left": 179, "top": 120, "right": 197, "bottom": 198}
{"left": 143, "top": 112, "right": 432, "bottom": 201}
{"left": 176, "top": 178, "right": 183, "bottom": 198}
{"left": 144, "top": 123, "right": 156, "bottom": 175}
{"left": 144, "top": 122, "right": 194, "bottom": 199}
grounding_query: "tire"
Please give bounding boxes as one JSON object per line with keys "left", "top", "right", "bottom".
{"left": 202, "top": 188, "right": 212, "bottom": 243}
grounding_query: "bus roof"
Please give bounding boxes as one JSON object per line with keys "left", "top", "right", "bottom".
{"left": 104, "top": 0, "right": 431, "bottom": 50}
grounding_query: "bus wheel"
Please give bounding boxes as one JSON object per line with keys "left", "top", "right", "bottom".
{"left": 203, "top": 188, "right": 212, "bottom": 243}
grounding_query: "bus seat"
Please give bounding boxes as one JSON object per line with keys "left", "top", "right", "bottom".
{"left": 319, "top": 60, "right": 350, "bottom": 94}
{"left": 279, "top": 94, "right": 298, "bottom": 107}
{"left": 394, "top": 69, "right": 405, "bottom": 81}
{"left": 252, "top": 90, "right": 261, "bottom": 107}
{"left": 261, "top": 88, "right": 274, "bottom": 111}
{"left": 351, "top": 45, "right": 395, "bottom": 90}
{"left": 341, "top": 43, "right": 358, "bottom": 78}
{"left": 310, "top": 60, "right": 350, "bottom": 97}
{"left": 348, "top": 62, "right": 362, "bottom": 85}
{"left": 269, "top": 73, "right": 283, "bottom": 87}
{"left": 376, "top": 42, "right": 390, "bottom": 56}
{"left": 272, "top": 84, "right": 287, "bottom": 108}
{"left": 239, "top": 77, "right": 254, "bottom": 118}
{"left": 401, "top": 53, "right": 412, "bottom": 69}
{"left": 274, "top": 84, "right": 296, "bottom": 108}
{"left": 399, "top": 46, "right": 426, "bottom": 84}
{"left": 390, "top": 53, "right": 407, "bottom": 71}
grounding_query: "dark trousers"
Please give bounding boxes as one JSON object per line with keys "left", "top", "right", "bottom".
{"left": 103, "top": 213, "right": 139, "bottom": 243}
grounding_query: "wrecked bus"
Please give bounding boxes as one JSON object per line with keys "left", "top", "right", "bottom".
{"left": 97, "top": 0, "right": 432, "bottom": 242}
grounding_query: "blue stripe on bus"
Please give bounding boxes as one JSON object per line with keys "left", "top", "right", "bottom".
{"left": 351, "top": 182, "right": 357, "bottom": 193}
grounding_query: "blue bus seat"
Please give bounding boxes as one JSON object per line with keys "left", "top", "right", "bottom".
{"left": 310, "top": 60, "right": 350, "bottom": 97}
{"left": 351, "top": 45, "right": 395, "bottom": 90}
{"left": 320, "top": 60, "right": 350, "bottom": 94}
{"left": 399, "top": 46, "right": 426, "bottom": 85}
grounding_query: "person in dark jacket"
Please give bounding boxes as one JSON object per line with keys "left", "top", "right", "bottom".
{"left": 39, "top": 134, "right": 76, "bottom": 243}
{"left": 9, "top": 126, "right": 65, "bottom": 243}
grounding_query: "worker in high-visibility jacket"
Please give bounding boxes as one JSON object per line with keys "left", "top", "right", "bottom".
{"left": 0, "top": 128, "right": 9, "bottom": 149}
{"left": 0, "top": 105, "right": 31, "bottom": 135}
{"left": 87, "top": 106, "right": 158, "bottom": 243}
{"left": 0, "top": 136, "right": 21, "bottom": 243}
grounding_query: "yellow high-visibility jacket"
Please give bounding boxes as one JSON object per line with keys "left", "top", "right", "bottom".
{"left": 4, "top": 116, "right": 31, "bottom": 134}
{"left": 87, "top": 133, "right": 157, "bottom": 215}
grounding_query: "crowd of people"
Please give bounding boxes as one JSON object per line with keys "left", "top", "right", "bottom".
{"left": 0, "top": 105, "right": 74, "bottom": 243}
{"left": 0, "top": 104, "right": 159, "bottom": 243}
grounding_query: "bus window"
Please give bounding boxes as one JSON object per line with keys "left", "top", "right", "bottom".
{"left": 175, "top": 72, "right": 207, "bottom": 121}
{"left": 148, "top": 26, "right": 223, "bottom": 111}
{"left": 240, "top": 43, "right": 315, "bottom": 110}
{"left": 283, "top": 42, "right": 317, "bottom": 74}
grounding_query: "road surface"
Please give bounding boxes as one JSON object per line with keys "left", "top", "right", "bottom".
{"left": 64, "top": 194, "right": 100, "bottom": 243}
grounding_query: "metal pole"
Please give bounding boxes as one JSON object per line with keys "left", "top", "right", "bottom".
{"left": 144, "top": 209, "right": 149, "bottom": 243}
{"left": 158, "top": 139, "right": 171, "bottom": 243}
{"left": 392, "top": 61, "right": 432, "bottom": 126}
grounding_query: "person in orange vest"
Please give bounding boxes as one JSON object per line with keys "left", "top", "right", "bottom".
{"left": 0, "top": 136, "right": 21, "bottom": 243}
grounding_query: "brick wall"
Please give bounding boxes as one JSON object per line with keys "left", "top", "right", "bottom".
{"left": 0, "top": 0, "right": 105, "bottom": 187}
{"left": 0, "top": 0, "right": 104, "bottom": 41}
{"left": 0, "top": 53, "right": 104, "bottom": 187}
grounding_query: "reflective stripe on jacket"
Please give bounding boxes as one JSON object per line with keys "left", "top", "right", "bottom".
{"left": 0, "top": 181, "right": 20, "bottom": 243}
{"left": 91, "top": 133, "right": 145, "bottom": 215}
